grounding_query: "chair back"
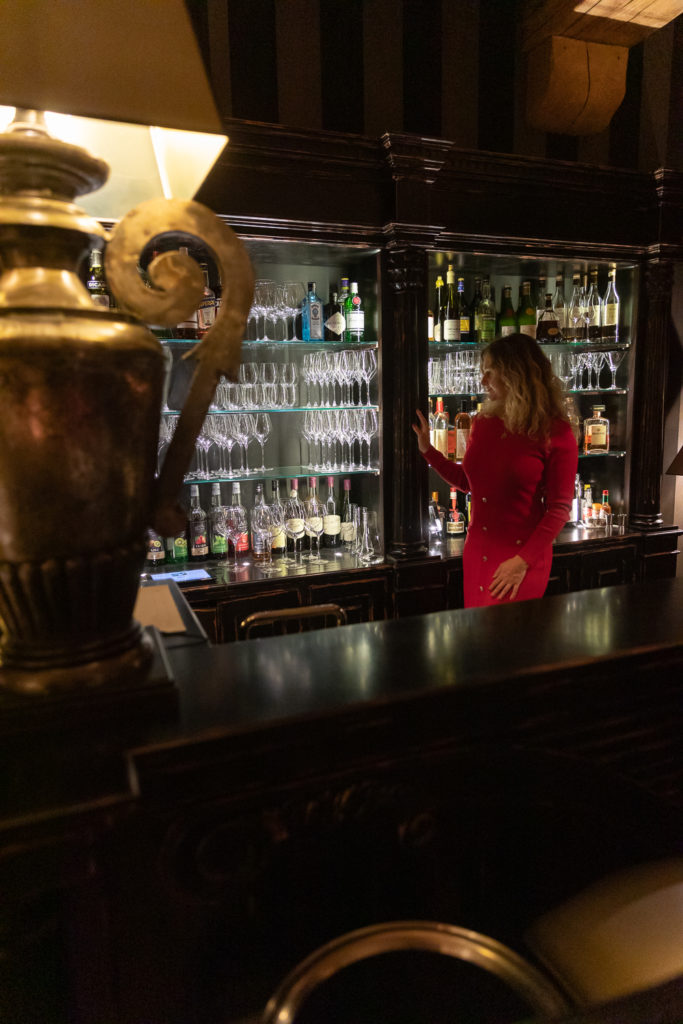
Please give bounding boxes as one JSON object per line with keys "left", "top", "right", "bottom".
{"left": 239, "top": 602, "right": 347, "bottom": 640}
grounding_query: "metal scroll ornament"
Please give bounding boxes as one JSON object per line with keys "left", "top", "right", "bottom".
{"left": 0, "top": 118, "right": 253, "bottom": 694}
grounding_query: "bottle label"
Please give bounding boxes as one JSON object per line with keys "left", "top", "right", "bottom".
{"left": 146, "top": 538, "right": 165, "bottom": 562}
{"left": 446, "top": 519, "right": 465, "bottom": 535}
{"left": 286, "top": 517, "right": 305, "bottom": 536}
{"left": 324, "top": 311, "right": 345, "bottom": 336}
{"left": 434, "top": 429, "right": 449, "bottom": 458}
{"left": 305, "top": 516, "right": 323, "bottom": 536}
{"left": 590, "top": 423, "right": 607, "bottom": 445}
{"left": 173, "top": 536, "right": 188, "bottom": 559}
{"left": 271, "top": 527, "right": 286, "bottom": 550}
{"left": 340, "top": 521, "right": 357, "bottom": 543}
{"left": 536, "top": 323, "right": 561, "bottom": 341}
{"left": 309, "top": 301, "right": 323, "bottom": 339}
{"left": 443, "top": 318, "right": 459, "bottom": 341}
{"left": 603, "top": 303, "right": 618, "bottom": 326}
{"left": 191, "top": 533, "right": 208, "bottom": 557}
{"left": 211, "top": 534, "right": 228, "bottom": 554}
{"left": 323, "top": 514, "right": 341, "bottom": 536}
{"left": 346, "top": 310, "right": 364, "bottom": 331}
{"left": 459, "top": 315, "right": 470, "bottom": 334}
{"left": 90, "top": 292, "right": 110, "bottom": 308}
{"left": 500, "top": 325, "right": 516, "bottom": 336}
{"left": 198, "top": 299, "right": 216, "bottom": 332}
{"left": 434, "top": 321, "right": 441, "bottom": 342}
{"left": 456, "top": 428, "right": 470, "bottom": 460}
{"left": 480, "top": 319, "right": 495, "bottom": 342}
{"left": 236, "top": 531, "right": 249, "bottom": 552}
{"left": 427, "top": 313, "right": 434, "bottom": 340}
{"left": 519, "top": 324, "right": 537, "bottom": 339}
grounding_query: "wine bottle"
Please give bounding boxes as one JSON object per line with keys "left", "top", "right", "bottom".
{"left": 469, "top": 277, "right": 482, "bottom": 341}
{"left": 302, "top": 281, "right": 324, "bottom": 341}
{"left": 197, "top": 262, "right": 216, "bottom": 337}
{"left": 324, "top": 290, "right": 345, "bottom": 341}
{"left": 230, "top": 483, "right": 249, "bottom": 557}
{"left": 340, "top": 478, "right": 355, "bottom": 548}
{"left": 323, "top": 476, "right": 341, "bottom": 548}
{"left": 456, "top": 276, "right": 471, "bottom": 342}
{"left": 433, "top": 275, "right": 444, "bottom": 342}
{"left": 535, "top": 273, "right": 547, "bottom": 324}
{"left": 454, "top": 400, "right": 471, "bottom": 461}
{"left": 250, "top": 483, "right": 268, "bottom": 560}
{"left": 433, "top": 397, "right": 449, "bottom": 458}
{"left": 86, "top": 249, "right": 110, "bottom": 308}
{"left": 566, "top": 270, "right": 584, "bottom": 343}
{"left": 209, "top": 482, "right": 228, "bottom": 560}
{"left": 516, "top": 280, "right": 536, "bottom": 339}
{"left": 552, "top": 271, "right": 567, "bottom": 331}
{"left": 442, "top": 264, "right": 460, "bottom": 342}
{"left": 586, "top": 266, "right": 601, "bottom": 342}
{"left": 498, "top": 285, "right": 517, "bottom": 336}
{"left": 344, "top": 281, "right": 365, "bottom": 342}
{"left": 477, "top": 277, "right": 495, "bottom": 344}
{"left": 270, "top": 480, "right": 287, "bottom": 555}
{"left": 601, "top": 263, "right": 619, "bottom": 342}
{"left": 188, "top": 484, "right": 209, "bottom": 561}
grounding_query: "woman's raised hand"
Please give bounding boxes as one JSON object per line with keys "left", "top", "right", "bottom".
{"left": 412, "top": 409, "right": 431, "bottom": 453}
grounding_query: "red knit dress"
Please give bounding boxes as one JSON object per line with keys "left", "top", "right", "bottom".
{"left": 423, "top": 414, "right": 578, "bottom": 608}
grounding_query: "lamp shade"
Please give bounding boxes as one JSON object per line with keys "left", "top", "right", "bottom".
{"left": 666, "top": 444, "right": 683, "bottom": 476}
{"left": 0, "top": 0, "right": 228, "bottom": 219}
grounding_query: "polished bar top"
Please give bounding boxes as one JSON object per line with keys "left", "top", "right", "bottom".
{"left": 161, "top": 577, "right": 683, "bottom": 741}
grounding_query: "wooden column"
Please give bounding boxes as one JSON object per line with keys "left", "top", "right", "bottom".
{"left": 383, "top": 242, "right": 429, "bottom": 559}
{"left": 629, "top": 258, "right": 674, "bottom": 529}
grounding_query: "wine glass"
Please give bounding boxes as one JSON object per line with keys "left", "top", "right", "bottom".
{"left": 252, "top": 280, "right": 277, "bottom": 342}
{"left": 224, "top": 505, "right": 248, "bottom": 569}
{"left": 230, "top": 414, "right": 252, "bottom": 475}
{"left": 251, "top": 412, "right": 271, "bottom": 473}
{"left": 283, "top": 281, "right": 306, "bottom": 341}
{"left": 238, "top": 362, "right": 258, "bottom": 408}
{"left": 278, "top": 362, "right": 298, "bottom": 407}
{"left": 359, "top": 349, "right": 378, "bottom": 405}
{"left": 284, "top": 496, "right": 306, "bottom": 563}
{"left": 304, "top": 496, "right": 328, "bottom": 565}
{"left": 606, "top": 349, "right": 625, "bottom": 389}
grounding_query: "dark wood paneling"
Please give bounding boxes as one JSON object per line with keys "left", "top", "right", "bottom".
{"left": 609, "top": 40, "right": 644, "bottom": 170}
{"left": 320, "top": 0, "right": 364, "bottom": 132}
{"left": 403, "top": 0, "right": 442, "bottom": 137}
{"left": 227, "top": 0, "right": 279, "bottom": 123}
{"left": 477, "top": 0, "right": 516, "bottom": 153}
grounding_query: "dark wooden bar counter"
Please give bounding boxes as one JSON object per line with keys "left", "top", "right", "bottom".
{"left": 2, "top": 578, "right": 683, "bottom": 1024}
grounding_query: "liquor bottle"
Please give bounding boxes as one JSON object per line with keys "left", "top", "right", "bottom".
{"left": 566, "top": 270, "right": 584, "bottom": 342}
{"left": 583, "top": 404, "right": 610, "bottom": 454}
{"left": 175, "top": 246, "right": 200, "bottom": 340}
{"left": 552, "top": 271, "right": 566, "bottom": 331}
{"left": 164, "top": 527, "right": 188, "bottom": 564}
{"left": 344, "top": 281, "right": 365, "bottom": 342}
{"left": 469, "top": 277, "right": 482, "bottom": 340}
{"left": 517, "top": 280, "right": 537, "bottom": 338}
{"left": 230, "top": 483, "right": 249, "bottom": 556}
{"left": 339, "top": 277, "right": 350, "bottom": 307}
{"left": 87, "top": 249, "right": 110, "bottom": 308}
{"left": 270, "top": 480, "right": 287, "bottom": 555}
{"left": 536, "top": 293, "right": 563, "bottom": 342}
{"left": 188, "top": 484, "right": 209, "bottom": 561}
{"left": 324, "top": 290, "right": 345, "bottom": 341}
{"left": 454, "top": 400, "right": 472, "bottom": 461}
{"left": 323, "top": 476, "right": 341, "bottom": 548}
{"left": 601, "top": 263, "right": 619, "bottom": 342}
{"left": 586, "top": 266, "right": 601, "bottom": 342}
{"left": 144, "top": 527, "right": 166, "bottom": 568}
{"left": 209, "top": 482, "right": 228, "bottom": 560}
{"left": 446, "top": 489, "right": 465, "bottom": 536}
{"left": 197, "top": 262, "right": 216, "bottom": 337}
{"left": 570, "top": 474, "right": 582, "bottom": 525}
{"left": 433, "top": 397, "right": 449, "bottom": 458}
{"left": 535, "top": 273, "right": 547, "bottom": 324}
{"left": 431, "top": 490, "right": 446, "bottom": 532}
{"left": 441, "top": 264, "right": 460, "bottom": 342}
{"left": 498, "top": 285, "right": 517, "bottom": 336}
{"left": 302, "top": 281, "right": 324, "bottom": 341}
{"left": 340, "top": 478, "right": 356, "bottom": 548}
{"left": 433, "top": 276, "right": 444, "bottom": 341}
{"left": 477, "top": 277, "right": 496, "bottom": 344}
{"left": 250, "top": 483, "right": 268, "bottom": 560}
{"left": 456, "top": 277, "right": 471, "bottom": 342}
{"left": 582, "top": 483, "right": 593, "bottom": 527}
{"left": 427, "top": 305, "right": 434, "bottom": 342}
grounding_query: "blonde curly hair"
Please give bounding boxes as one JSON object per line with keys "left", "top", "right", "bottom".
{"left": 480, "top": 333, "right": 568, "bottom": 439}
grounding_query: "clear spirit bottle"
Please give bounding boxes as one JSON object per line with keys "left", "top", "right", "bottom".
{"left": 601, "top": 263, "right": 620, "bottom": 342}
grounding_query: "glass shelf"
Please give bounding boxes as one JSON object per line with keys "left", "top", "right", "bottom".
{"left": 160, "top": 337, "right": 379, "bottom": 350}
{"left": 578, "top": 450, "right": 626, "bottom": 459}
{"left": 428, "top": 340, "right": 631, "bottom": 352}
{"left": 163, "top": 404, "right": 379, "bottom": 416}
{"left": 184, "top": 464, "right": 380, "bottom": 485}
{"left": 565, "top": 389, "right": 628, "bottom": 396}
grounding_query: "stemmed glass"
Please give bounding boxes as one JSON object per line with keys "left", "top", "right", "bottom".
{"left": 258, "top": 362, "right": 278, "bottom": 407}
{"left": 359, "top": 408, "right": 378, "bottom": 469}
{"left": 283, "top": 282, "right": 306, "bottom": 341}
{"left": 251, "top": 413, "right": 271, "bottom": 472}
{"left": 238, "top": 362, "right": 258, "bottom": 408}
{"left": 358, "top": 349, "right": 378, "bottom": 405}
{"left": 252, "top": 280, "right": 277, "bottom": 342}
{"left": 278, "top": 362, "right": 298, "bottom": 407}
{"left": 304, "top": 496, "right": 328, "bottom": 565}
{"left": 231, "top": 414, "right": 251, "bottom": 475}
{"left": 224, "top": 505, "right": 248, "bottom": 569}
{"left": 284, "top": 496, "right": 306, "bottom": 563}
{"left": 606, "top": 349, "right": 625, "bottom": 389}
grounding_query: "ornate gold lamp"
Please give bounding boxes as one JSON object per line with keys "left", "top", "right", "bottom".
{"left": 0, "top": 0, "right": 254, "bottom": 694}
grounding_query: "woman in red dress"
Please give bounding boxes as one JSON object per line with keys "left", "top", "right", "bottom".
{"left": 413, "top": 333, "right": 578, "bottom": 608}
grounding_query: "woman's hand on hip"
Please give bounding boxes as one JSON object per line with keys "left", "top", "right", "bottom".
{"left": 412, "top": 409, "right": 431, "bottom": 453}
{"left": 489, "top": 555, "right": 528, "bottom": 602}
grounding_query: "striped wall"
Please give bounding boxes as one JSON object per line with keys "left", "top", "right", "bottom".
{"left": 189, "top": 0, "right": 683, "bottom": 171}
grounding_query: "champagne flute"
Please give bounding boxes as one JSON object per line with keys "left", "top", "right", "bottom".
{"left": 252, "top": 413, "right": 271, "bottom": 473}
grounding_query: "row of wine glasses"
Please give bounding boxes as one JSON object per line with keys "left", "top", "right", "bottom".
{"left": 302, "top": 409, "right": 379, "bottom": 472}
{"left": 552, "top": 350, "right": 625, "bottom": 391}
{"left": 158, "top": 413, "right": 273, "bottom": 479}
{"left": 209, "top": 363, "right": 299, "bottom": 410}
{"left": 247, "top": 280, "right": 306, "bottom": 342}
{"left": 300, "top": 349, "right": 377, "bottom": 406}
{"left": 428, "top": 351, "right": 480, "bottom": 395}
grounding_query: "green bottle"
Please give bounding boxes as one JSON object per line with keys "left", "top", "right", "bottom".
{"left": 498, "top": 285, "right": 517, "bottom": 336}
{"left": 477, "top": 278, "right": 495, "bottom": 344}
{"left": 517, "top": 280, "right": 537, "bottom": 339}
